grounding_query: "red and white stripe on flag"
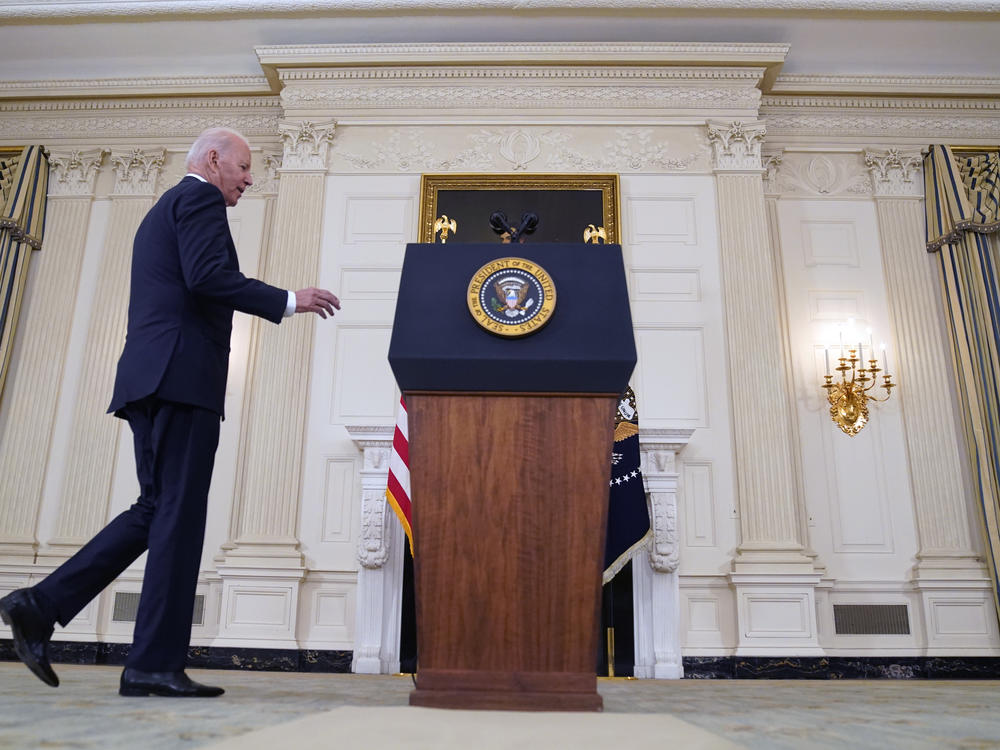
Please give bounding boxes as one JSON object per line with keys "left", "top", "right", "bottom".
{"left": 386, "top": 396, "right": 413, "bottom": 555}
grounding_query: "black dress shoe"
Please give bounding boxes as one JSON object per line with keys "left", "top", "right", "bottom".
{"left": 0, "top": 588, "right": 58, "bottom": 688}
{"left": 119, "top": 668, "right": 224, "bottom": 697}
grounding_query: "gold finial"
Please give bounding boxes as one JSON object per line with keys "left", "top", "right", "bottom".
{"left": 583, "top": 224, "right": 607, "bottom": 244}
{"left": 434, "top": 215, "right": 457, "bottom": 243}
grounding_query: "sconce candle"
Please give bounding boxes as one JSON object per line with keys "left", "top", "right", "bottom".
{"left": 821, "top": 337, "right": 896, "bottom": 436}
{"left": 824, "top": 347, "right": 830, "bottom": 375}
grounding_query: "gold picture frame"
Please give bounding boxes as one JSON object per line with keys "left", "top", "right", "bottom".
{"left": 418, "top": 173, "right": 621, "bottom": 244}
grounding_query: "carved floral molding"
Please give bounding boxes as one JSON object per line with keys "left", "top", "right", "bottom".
{"left": 332, "top": 126, "right": 709, "bottom": 174}
{"left": 761, "top": 147, "right": 924, "bottom": 198}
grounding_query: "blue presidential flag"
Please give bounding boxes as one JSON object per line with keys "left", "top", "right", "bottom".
{"left": 603, "top": 386, "right": 648, "bottom": 582}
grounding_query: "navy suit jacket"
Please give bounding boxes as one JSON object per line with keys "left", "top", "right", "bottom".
{"left": 108, "top": 176, "right": 288, "bottom": 419}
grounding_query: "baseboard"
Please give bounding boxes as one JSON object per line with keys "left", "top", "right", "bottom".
{"left": 684, "top": 655, "right": 1000, "bottom": 679}
{"left": 4, "top": 642, "right": 1000, "bottom": 678}
{"left": 0, "top": 640, "right": 353, "bottom": 673}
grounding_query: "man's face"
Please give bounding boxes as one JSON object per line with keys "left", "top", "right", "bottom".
{"left": 207, "top": 138, "right": 253, "bottom": 207}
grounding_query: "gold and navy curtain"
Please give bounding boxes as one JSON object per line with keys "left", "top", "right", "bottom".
{"left": 0, "top": 145, "right": 48, "bottom": 404}
{"left": 924, "top": 145, "right": 1000, "bottom": 611}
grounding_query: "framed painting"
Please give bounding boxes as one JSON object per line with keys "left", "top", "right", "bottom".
{"left": 418, "top": 173, "right": 621, "bottom": 244}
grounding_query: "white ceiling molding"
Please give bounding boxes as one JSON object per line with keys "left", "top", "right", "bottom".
{"left": 0, "top": 95, "right": 282, "bottom": 144}
{"left": 0, "top": 75, "right": 272, "bottom": 99}
{"left": 257, "top": 42, "right": 789, "bottom": 94}
{"left": 2, "top": 0, "right": 998, "bottom": 18}
{"left": 762, "top": 94, "right": 1000, "bottom": 147}
{"left": 771, "top": 75, "right": 1000, "bottom": 97}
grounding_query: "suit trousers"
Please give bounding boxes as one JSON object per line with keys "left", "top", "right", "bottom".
{"left": 34, "top": 397, "right": 220, "bottom": 672}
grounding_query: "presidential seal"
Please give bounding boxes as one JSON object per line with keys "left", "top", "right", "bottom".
{"left": 467, "top": 257, "right": 556, "bottom": 337}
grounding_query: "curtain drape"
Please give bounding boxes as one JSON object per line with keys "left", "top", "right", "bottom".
{"left": 0, "top": 145, "right": 48, "bottom": 406}
{"left": 924, "top": 144, "right": 1000, "bottom": 612}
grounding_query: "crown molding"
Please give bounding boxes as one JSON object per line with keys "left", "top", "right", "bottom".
{"left": 0, "top": 75, "right": 272, "bottom": 100}
{"left": 0, "top": 95, "right": 281, "bottom": 145}
{"left": 762, "top": 94, "right": 1000, "bottom": 146}
{"left": 771, "top": 74, "right": 1000, "bottom": 97}
{"left": 2, "top": 1, "right": 997, "bottom": 19}
{"left": 258, "top": 42, "right": 789, "bottom": 94}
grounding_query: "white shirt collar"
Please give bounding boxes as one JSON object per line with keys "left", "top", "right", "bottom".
{"left": 186, "top": 172, "right": 207, "bottom": 182}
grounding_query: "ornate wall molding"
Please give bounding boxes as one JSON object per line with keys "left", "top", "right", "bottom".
{"left": 260, "top": 41, "right": 789, "bottom": 64}
{"left": 110, "top": 148, "right": 165, "bottom": 195}
{"left": 0, "top": 76, "right": 271, "bottom": 100}
{"left": 771, "top": 74, "right": 1000, "bottom": 97}
{"left": 762, "top": 95, "right": 1000, "bottom": 145}
{"left": 764, "top": 151, "right": 872, "bottom": 197}
{"left": 708, "top": 120, "right": 766, "bottom": 172}
{"left": 639, "top": 429, "right": 694, "bottom": 574}
{"left": 331, "top": 125, "right": 708, "bottom": 174}
{"left": 48, "top": 148, "right": 109, "bottom": 196}
{"left": 865, "top": 148, "right": 924, "bottom": 198}
{"left": 278, "top": 120, "right": 336, "bottom": 171}
{"left": 246, "top": 152, "right": 282, "bottom": 195}
{"left": 281, "top": 82, "right": 762, "bottom": 116}
{"left": 0, "top": 96, "right": 281, "bottom": 144}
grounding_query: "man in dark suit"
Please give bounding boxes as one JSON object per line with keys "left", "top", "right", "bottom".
{"left": 0, "top": 127, "right": 340, "bottom": 697}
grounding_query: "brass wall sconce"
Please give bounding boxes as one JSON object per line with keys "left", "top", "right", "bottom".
{"left": 821, "top": 325, "right": 896, "bottom": 436}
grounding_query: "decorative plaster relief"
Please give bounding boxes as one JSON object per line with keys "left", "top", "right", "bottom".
{"left": 48, "top": 148, "right": 109, "bottom": 196}
{"left": 358, "top": 486, "right": 390, "bottom": 569}
{"left": 279, "top": 119, "right": 336, "bottom": 171}
{"left": 707, "top": 120, "right": 766, "bottom": 171}
{"left": 864, "top": 148, "right": 923, "bottom": 198}
{"left": 281, "top": 81, "right": 761, "bottom": 115}
{"left": 765, "top": 151, "right": 872, "bottom": 197}
{"left": 0, "top": 97, "right": 280, "bottom": 143}
{"left": 331, "top": 126, "right": 709, "bottom": 174}
{"left": 110, "top": 147, "right": 165, "bottom": 195}
{"left": 761, "top": 96, "right": 1000, "bottom": 143}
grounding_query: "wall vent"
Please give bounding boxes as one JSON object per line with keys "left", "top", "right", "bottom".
{"left": 833, "top": 604, "right": 909, "bottom": 635}
{"left": 112, "top": 592, "right": 205, "bottom": 626}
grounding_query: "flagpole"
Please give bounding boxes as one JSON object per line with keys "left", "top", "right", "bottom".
{"left": 604, "top": 580, "right": 615, "bottom": 678}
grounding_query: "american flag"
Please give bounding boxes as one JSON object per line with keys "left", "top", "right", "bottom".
{"left": 386, "top": 396, "right": 413, "bottom": 555}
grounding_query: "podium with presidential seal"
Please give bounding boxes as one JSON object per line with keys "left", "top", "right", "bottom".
{"left": 388, "top": 242, "right": 636, "bottom": 711}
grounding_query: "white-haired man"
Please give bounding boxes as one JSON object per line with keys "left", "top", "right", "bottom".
{"left": 0, "top": 127, "right": 340, "bottom": 697}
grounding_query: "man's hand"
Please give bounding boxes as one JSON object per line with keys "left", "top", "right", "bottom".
{"left": 294, "top": 287, "right": 341, "bottom": 319}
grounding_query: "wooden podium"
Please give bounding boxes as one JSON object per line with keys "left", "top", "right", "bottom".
{"left": 388, "top": 243, "right": 636, "bottom": 711}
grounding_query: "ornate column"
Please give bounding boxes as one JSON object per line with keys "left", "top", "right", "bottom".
{"left": 632, "top": 429, "right": 693, "bottom": 679}
{"left": 215, "top": 120, "right": 336, "bottom": 648}
{"left": 868, "top": 148, "right": 997, "bottom": 652}
{"left": 39, "top": 149, "right": 164, "bottom": 572}
{"left": 0, "top": 149, "right": 108, "bottom": 565}
{"left": 709, "top": 121, "right": 822, "bottom": 655}
{"left": 347, "top": 426, "right": 405, "bottom": 674}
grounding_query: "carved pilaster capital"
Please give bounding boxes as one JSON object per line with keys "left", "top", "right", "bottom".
{"left": 865, "top": 147, "right": 924, "bottom": 198}
{"left": 762, "top": 151, "right": 784, "bottom": 195}
{"left": 48, "top": 148, "right": 109, "bottom": 196}
{"left": 109, "top": 147, "right": 165, "bottom": 196}
{"left": 708, "top": 120, "right": 766, "bottom": 172}
{"left": 278, "top": 119, "right": 337, "bottom": 171}
{"left": 246, "top": 151, "right": 282, "bottom": 196}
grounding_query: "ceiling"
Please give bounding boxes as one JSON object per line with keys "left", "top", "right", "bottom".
{"left": 1, "top": 1, "right": 999, "bottom": 94}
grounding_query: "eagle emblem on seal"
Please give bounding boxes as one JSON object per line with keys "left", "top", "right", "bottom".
{"left": 492, "top": 277, "right": 535, "bottom": 317}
